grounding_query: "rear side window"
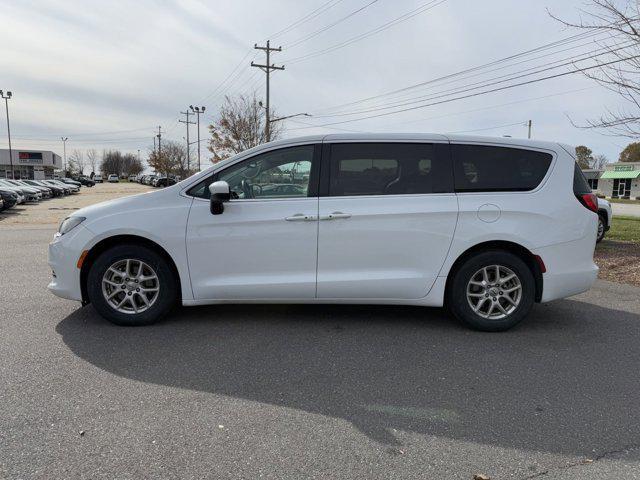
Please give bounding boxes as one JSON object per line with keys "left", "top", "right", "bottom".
{"left": 452, "top": 144, "right": 552, "bottom": 192}
{"left": 328, "top": 143, "right": 451, "bottom": 196}
{"left": 573, "top": 162, "right": 591, "bottom": 194}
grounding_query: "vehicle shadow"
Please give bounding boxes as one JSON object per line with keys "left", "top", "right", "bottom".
{"left": 56, "top": 299, "right": 640, "bottom": 456}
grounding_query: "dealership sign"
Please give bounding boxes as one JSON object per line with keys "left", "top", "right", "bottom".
{"left": 18, "top": 152, "right": 44, "bottom": 164}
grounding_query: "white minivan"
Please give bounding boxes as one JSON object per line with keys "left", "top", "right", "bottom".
{"left": 48, "top": 134, "right": 599, "bottom": 331}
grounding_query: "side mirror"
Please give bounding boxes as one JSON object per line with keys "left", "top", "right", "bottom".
{"left": 209, "top": 181, "right": 230, "bottom": 215}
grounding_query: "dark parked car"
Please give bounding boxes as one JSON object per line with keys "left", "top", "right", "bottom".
{"left": 0, "top": 189, "right": 18, "bottom": 210}
{"left": 61, "top": 177, "right": 82, "bottom": 188}
{"left": 28, "top": 180, "right": 65, "bottom": 197}
{"left": 77, "top": 176, "right": 95, "bottom": 187}
{"left": 154, "top": 176, "right": 177, "bottom": 188}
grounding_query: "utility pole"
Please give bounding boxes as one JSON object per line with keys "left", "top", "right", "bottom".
{"left": 156, "top": 126, "right": 165, "bottom": 177}
{"left": 61, "top": 136, "right": 68, "bottom": 176}
{"left": 179, "top": 110, "right": 196, "bottom": 173}
{"left": 1, "top": 90, "right": 13, "bottom": 179}
{"left": 190, "top": 105, "right": 205, "bottom": 171}
{"left": 527, "top": 120, "right": 532, "bottom": 139}
{"left": 251, "top": 40, "right": 284, "bottom": 142}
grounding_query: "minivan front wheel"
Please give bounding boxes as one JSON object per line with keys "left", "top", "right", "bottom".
{"left": 447, "top": 250, "right": 535, "bottom": 332}
{"left": 87, "top": 244, "right": 177, "bottom": 326}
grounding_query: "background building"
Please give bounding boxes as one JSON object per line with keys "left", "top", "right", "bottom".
{"left": 584, "top": 162, "right": 640, "bottom": 199}
{"left": 0, "top": 149, "right": 62, "bottom": 180}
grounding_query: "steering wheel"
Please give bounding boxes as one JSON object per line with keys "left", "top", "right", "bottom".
{"left": 241, "top": 179, "right": 253, "bottom": 199}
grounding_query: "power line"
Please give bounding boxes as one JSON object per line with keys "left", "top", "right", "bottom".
{"left": 287, "top": 54, "right": 639, "bottom": 129}
{"left": 311, "top": 39, "right": 635, "bottom": 119}
{"left": 382, "top": 86, "right": 596, "bottom": 128}
{"left": 282, "top": 0, "right": 450, "bottom": 65}
{"left": 446, "top": 121, "right": 528, "bottom": 134}
{"left": 286, "top": 0, "right": 379, "bottom": 48}
{"left": 311, "top": 29, "right": 613, "bottom": 115}
{"left": 269, "top": 0, "right": 346, "bottom": 40}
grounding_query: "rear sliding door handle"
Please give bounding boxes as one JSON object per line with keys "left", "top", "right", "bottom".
{"left": 285, "top": 214, "right": 317, "bottom": 222}
{"left": 319, "top": 211, "right": 352, "bottom": 220}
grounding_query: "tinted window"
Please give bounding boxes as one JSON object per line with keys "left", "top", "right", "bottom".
{"left": 452, "top": 144, "right": 552, "bottom": 192}
{"left": 329, "top": 143, "right": 449, "bottom": 196}
{"left": 188, "top": 145, "right": 315, "bottom": 199}
{"left": 573, "top": 163, "right": 592, "bottom": 195}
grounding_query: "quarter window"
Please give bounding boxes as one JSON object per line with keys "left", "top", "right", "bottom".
{"left": 187, "top": 145, "right": 315, "bottom": 199}
{"left": 452, "top": 144, "right": 553, "bottom": 192}
{"left": 328, "top": 143, "right": 449, "bottom": 196}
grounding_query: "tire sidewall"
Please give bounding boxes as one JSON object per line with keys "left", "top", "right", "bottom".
{"left": 596, "top": 214, "right": 605, "bottom": 243}
{"left": 448, "top": 250, "right": 535, "bottom": 332}
{"left": 87, "top": 244, "right": 177, "bottom": 326}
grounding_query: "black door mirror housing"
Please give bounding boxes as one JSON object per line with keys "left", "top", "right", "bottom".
{"left": 209, "top": 181, "right": 231, "bottom": 215}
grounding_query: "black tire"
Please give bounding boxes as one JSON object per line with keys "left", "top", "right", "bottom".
{"left": 447, "top": 250, "right": 535, "bottom": 332}
{"left": 596, "top": 213, "right": 606, "bottom": 243}
{"left": 87, "top": 244, "right": 178, "bottom": 326}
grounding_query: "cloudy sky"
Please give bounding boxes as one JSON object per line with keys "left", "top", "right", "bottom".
{"left": 0, "top": 0, "right": 636, "bottom": 168}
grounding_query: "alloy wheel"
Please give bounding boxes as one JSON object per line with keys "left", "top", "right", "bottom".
{"left": 466, "top": 265, "right": 522, "bottom": 319}
{"left": 101, "top": 259, "right": 160, "bottom": 314}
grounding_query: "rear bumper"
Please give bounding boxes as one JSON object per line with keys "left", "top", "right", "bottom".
{"left": 534, "top": 233, "right": 599, "bottom": 302}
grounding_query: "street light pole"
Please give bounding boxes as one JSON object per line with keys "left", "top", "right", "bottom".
{"left": 61, "top": 137, "right": 68, "bottom": 175}
{"left": 1, "top": 90, "right": 14, "bottom": 179}
{"left": 190, "top": 105, "right": 205, "bottom": 172}
{"left": 269, "top": 112, "right": 311, "bottom": 124}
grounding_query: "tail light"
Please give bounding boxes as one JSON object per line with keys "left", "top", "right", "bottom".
{"left": 577, "top": 192, "right": 598, "bottom": 213}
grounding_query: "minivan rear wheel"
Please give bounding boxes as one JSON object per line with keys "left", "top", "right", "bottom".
{"left": 447, "top": 250, "right": 535, "bottom": 332}
{"left": 87, "top": 244, "right": 177, "bottom": 326}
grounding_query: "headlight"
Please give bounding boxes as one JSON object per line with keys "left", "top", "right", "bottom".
{"left": 58, "top": 216, "right": 86, "bottom": 236}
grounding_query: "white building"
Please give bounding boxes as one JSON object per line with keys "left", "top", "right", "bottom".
{"left": 585, "top": 162, "right": 640, "bottom": 200}
{"left": 0, "top": 148, "right": 62, "bottom": 180}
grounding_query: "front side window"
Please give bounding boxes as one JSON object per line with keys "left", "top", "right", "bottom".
{"left": 452, "top": 144, "right": 553, "bottom": 192}
{"left": 188, "top": 145, "right": 315, "bottom": 200}
{"left": 328, "top": 143, "right": 449, "bottom": 196}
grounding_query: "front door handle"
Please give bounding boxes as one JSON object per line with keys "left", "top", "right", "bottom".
{"left": 285, "top": 214, "right": 317, "bottom": 222}
{"left": 319, "top": 211, "right": 352, "bottom": 220}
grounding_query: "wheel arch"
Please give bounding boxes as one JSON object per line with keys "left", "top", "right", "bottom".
{"left": 80, "top": 234, "right": 183, "bottom": 305}
{"left": 444, "top": 240, "right": 544, "bottom": 303}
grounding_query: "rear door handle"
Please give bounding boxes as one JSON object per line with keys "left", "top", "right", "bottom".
{"left": 285, "top": 214, "right": 317, "bottom": 222}
{"left": 319, "top": 211, "right": 352, "bottom": 220}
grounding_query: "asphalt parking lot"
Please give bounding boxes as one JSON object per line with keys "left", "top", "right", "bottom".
{"left": 2, "top": 197, "right": 640, "bottom": 479}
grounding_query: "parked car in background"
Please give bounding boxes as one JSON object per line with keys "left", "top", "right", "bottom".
{"left": 0, "top": 179, "right": 41, "bottom": 202}
{"left": 48, "top": 134, "right": 599, "bottom": 332}
{"left": 596, "top": 198, "right": 612, "bottom": 243}
{"left": 94, "top": 174, "right": 103, "bottom": 183}
{"left": 108, "top": 174, "right": 119, "bottom": 183}
{"left": 15, "top": 180, "right": 53, "bottom": 198}
{"left": 128, "top": 175, "right": 138, "bottom": 182}
{"left": 30, "top": 180, "right": 66, "bottom": 197}
{"left": 0, "top": 187, "right": 24, "bottom": 205}
{"left": 0, "top": 189, "right": 19, "bottom": 210}
{"left": 43, "top": 179, "right": 78, "bottom": 194}
{"left": 61, "top": 178, "right": 82, "bottom": 188}
{"left": 154, "top": 176, "right": 177, "bottom": 188}
{"left": 77, "top": 176, "right": 95, "bottom": 187}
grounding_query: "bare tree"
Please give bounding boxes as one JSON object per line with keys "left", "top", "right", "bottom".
{"left": 207, "top": 93, "right": 283, "bottom": 163}
{"left": 67, "top": 149, "right": 85, "bottom": 176}
{"left": 591, "top": 153, "right": 609, "bottom": 169}
{"left": 86, "top": 149, "right": 98, "bottom": 175}
{"left": 551, "top": 1, "right": 640, "bottom": 137}
{"left": 101, "top": 150, "right": 143, "bottom": 177}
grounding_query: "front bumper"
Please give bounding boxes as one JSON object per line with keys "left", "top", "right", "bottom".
{"left": 47, "top": 225, "right": 94, "bottom": 302}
